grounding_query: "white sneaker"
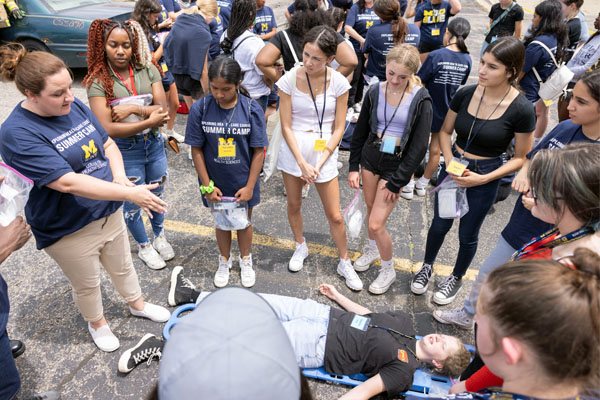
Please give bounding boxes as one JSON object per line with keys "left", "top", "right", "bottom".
{"left": 88, "top": 323, "right": 120, "bottom": 352}
{"left": 337, "top": 162, "right": 343, "bottom": 170}
{"left": 129, "top": 302, "right": 171, "bottom": 322}
{"left": 401, "top": 181, "right": 415, "bottom": 200}
{"left": 415, "top": 180, "right": 428, "bottom": 197}
{"left": 138, "top": 244, "right": 166, "bottom": 270}
{"left": 214, "top": 255, "right": 232, "bottom": 287}
{"left": 153, "top": 234, "right": 175, "bottom": 261}
{"left": 239, "top": 254, "right": 256, "bottom": 288}
{"left": 289, "top": 240, "right": 309, "bottom": 272}
{"left": 352, "top": 103, "right": 362, "bottom": 113}
{"left": 368, "top": 266, "right": 396, "bottom": 294}
{"left": 337, "top": 258, "right": 363, "bottom": 291}
{"left": 188, "top": 147, "right": 192, "bottom": 160}
{"left": 165, "top": 129, "right": 185, "bottom": 143}
{"left": 432, "top": 307, "right": 475, "bottom": 330}
{"left": 354, "top": 244, "right": 380, "bottom": 272}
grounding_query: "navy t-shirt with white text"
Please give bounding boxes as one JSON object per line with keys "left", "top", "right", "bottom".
{"left": 414, "top": 0, "right": 453, "bottom": 46}
{"left": 253, "top": 6, "right": 277, "bottom": 39}
{"left": 345, "top": 3, "right": 380, "bottom": 53}
{"left": 0, "top": 98, "right": 121, "bottom": 249}
{"left": 521, "top": 34, "right": 558, "bottom": 102}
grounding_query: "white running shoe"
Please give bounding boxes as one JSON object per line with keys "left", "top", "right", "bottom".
{"left": 415, "top": 180, "right": 428, "bottom": 197}
{"left": 337, "top": 258, "right": 363, "bottom": 291}
{"left": 138, "top": 244, "right": 166, "bottom": 270}
{"left": 214, "top": 255, "right": 232, "bottom": 287}
{"left": 354, "top": 244, "right": 380, "bottom": 272}
{"left": 401, "top": 181, "right": 415, "bottom": 200}
{"left": 239, "top": 254, "right": 256, "bottom": 288}
{"left": 432, "top": 307, "right": 475, "bottom": 330}
{"left": 368, "top": 266, "right": 396, "bottom": 294}
{"left": 153, "top": 233, "right": 175, "bottom": 261}
{"left": 289, "top": 240, "right": 309, "bottom": 272}
{"left": 129, "top": 302, "right": 171, "bottom": 323}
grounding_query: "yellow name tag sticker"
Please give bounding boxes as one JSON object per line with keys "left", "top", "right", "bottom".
{"left": 161, "top": 63, "right": 168, "bottom": 72}
{"left": 446, "top": 158, "right": 469, "bottom": 176}
{"left": 431, "top": 28, "right": 441, "bottom": 36}
{"left": 314, "top": 139, "right": 327, "bottom": 152}
{"left": 218, "top": 138, "right": 236, "bottom": 158}
{"left": 543, "top": 98, "right": 554, "bottom": 107}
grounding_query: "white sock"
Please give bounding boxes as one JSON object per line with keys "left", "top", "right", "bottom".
{"left": 417, "top": 176, "right": 429, "bottom": 186}
{"left": 381, "top": 259, "right": 394, "bottom": 269}
{"left": 368, "top": 238, "right": 377, "bottom": 247}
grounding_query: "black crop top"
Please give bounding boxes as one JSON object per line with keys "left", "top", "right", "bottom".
{"left": 450, "top": 85, "right": 536, "bottom": 157}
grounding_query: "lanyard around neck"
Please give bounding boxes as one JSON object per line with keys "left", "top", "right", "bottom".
{"left": 382, "top": 82, "right": 407, "bottom": 136}
{"left": 305, "top": 69, "right": 327, "bottom": 137}
{"left": 509, "top": 226, "right": 593, "bottom": 261}
{"left": 112, "top": 64, "right": 138, "bottom": 96}
{"left": 369, "top": 324, "right": 419, "bottom": 360}
{"left": 460, "top": 86, "right": 510, "bottom": 159}
{"left": 218, "top": 97, "right": 238, "bottom": 135}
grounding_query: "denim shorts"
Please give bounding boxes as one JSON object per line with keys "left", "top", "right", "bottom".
{"left": 360, "top": 135, "right": 402, "bottom": 181}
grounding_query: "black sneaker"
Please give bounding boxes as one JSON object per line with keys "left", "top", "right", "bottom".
{"left": 411, "top": 263, "right": 433, "bottom": 295}
{"left": 24, "top": 391, "right": 60, "bottom": 400}
{"left": 433, "top": 275, "right": 463, "bottom": 305}
{"left": 168, "top": 266, "right": 196, "bottom": 307}
{"left": 118, "top": 334, "right": 164, "bottom": 374}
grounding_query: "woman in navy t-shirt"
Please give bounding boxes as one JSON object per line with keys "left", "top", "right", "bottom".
{"left": 0, "top": 45, "right": 170, "bottom": 353}
{"left": 414, "top": 0, "right": 461, "bottom": 56}
{"left": 185, "top": 57, "right": 268, "bottom": 289}
{"left": 411, "top": 17, "right": 471, "bottom": 199}
{"left": 519, "top": 0, "right": 568, "bottom": 146}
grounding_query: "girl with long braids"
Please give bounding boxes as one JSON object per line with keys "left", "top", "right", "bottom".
{"left": 0, "top": 44, "right": 170, "bottom": 353}
{"left": 363, "top": 0, "right": 420, "bottom": 83}
{"left": 220, "top": 0, "right": 271, "bottom": 111}
{"left": 518, "top": 0, "right": 568, "bottom": 146}
{"left": 84, "top": 19, "right": 174, "bottom": 271}
{"left": 132, "top": 0, "right": 184, "bottom": 143}
{"left": 409, "top": 17, "right": 471, "bottom": 199}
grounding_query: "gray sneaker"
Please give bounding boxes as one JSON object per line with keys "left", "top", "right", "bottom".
{"left": 354, "top": 244, "right": 380, "bottom": 272}
{"left": 433, "top": 308, "right": 475, "bottom": 330}
{"left": 411, "top": 263, "right": 433, "bottom": 295}
{"left": 368, "top": 266, "right": 396, "bottom": 294}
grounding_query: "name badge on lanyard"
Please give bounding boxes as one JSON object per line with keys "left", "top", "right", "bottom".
{"left": 314, "top": 139, "right": 327, "bottom": 151}
{"left": 218, "top": 137, "right": 236, "bottom": 158}
{"left": 350, "top": 315, "right": 371, "bottom": 331}
{"left": 305, "top": 70, "right": 328, "bottom": 152}
{"left": 431, "top": 28, "right": 441, "bottom": 36}
{"left": 446, "top": 157, "right": 469, "bottom": 176}
{"left": 380, "top": 136, "right": 396, "bottom": 154}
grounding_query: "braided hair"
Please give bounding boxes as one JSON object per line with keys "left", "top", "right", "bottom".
{"left": 82, "top": 19, "right": 161, "bottom": 105}
{"left": 221, "top": 0, "right": 256, "bottom": 55}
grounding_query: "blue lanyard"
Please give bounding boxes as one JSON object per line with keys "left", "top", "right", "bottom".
{"left": 369, "top": 324, "right": 418, "bottom": 359}
{"left": 510, "top": 226, "right": 592, "bottom": 261}
{"left": 305, "top": 69, "right": 327, "bottom": 138}
{"left": 381, "top": 82, "right": 407, "bottom": 137}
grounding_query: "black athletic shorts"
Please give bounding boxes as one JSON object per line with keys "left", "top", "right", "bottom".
{"left": 360, "top": 136, "right": 402, "bottom": 181}
{"left": 173, "top": 73, "right": 203, "bottom": 99}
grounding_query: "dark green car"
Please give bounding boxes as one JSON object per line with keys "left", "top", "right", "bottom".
{"left": 0, "top": 0, "right": 134, "bottom": 68}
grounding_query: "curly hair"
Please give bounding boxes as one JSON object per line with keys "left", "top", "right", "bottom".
{"left": 131, "top": 0, "right": 162, "bottom": 49}
{"left": 524, "top": 0, "right": 569, "bottom": 62}
{"left": 83, "top": 19, "right": 161, "bottom": 105}
{"left": 434, "top": 340, "right": 471, "bottom": 378}
{"left": 289, "top": 4, "right": 333, "bottom": 37}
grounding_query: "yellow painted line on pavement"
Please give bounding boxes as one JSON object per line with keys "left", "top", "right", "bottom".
{"left": 160, "top": 218, "right": 480, "bottom": 281}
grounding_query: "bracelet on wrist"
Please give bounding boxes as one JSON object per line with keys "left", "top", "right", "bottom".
{"left": 200, "top": 179, "right": 215, "bottom": 195}
{"left": 325, "top": 146, "right": 334, "bottom": 155}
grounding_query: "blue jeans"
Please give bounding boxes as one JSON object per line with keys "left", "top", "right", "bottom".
{"left": 254, "top": 95, "right": 269, "bottom": 113}
{"left": 115, "top": 133, "right": 168, "bottom": 245}
{"left": 0, "top": 328, "right": 20, "bottom": 400}
{"left": 462, "top": 235, "right": 517, "bottom": 316}
{"left": 424, "top": 149, "right": 503, "bottom": 278}
{"left": 197, "top": 292, "right": 330, "bottom": 368}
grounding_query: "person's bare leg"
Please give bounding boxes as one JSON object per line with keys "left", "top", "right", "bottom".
{"left": 423, "top": 131, "right": 440, "bottom": 180}
{"left": 534, "top": 100, "right": 549, "bottom": 139}
{"left": 282, "top": 172, "right": 306, "bottom": 244}
{"left": 361, "top": 168, "right": 380, "bottom": 242}
{"left": 237, "top": 208, "right": 253, "bottom": 257}
{"left": 314, "top": 178, "right": 348, "bottom": 260}
{"left": 216, "top": 229, "right": 233, "bottom": 259}
{"left": 368, "top": 183, "right": 400, "bottom": 261}
{"left": 183, "top": 95, "right": 193, "bottom": 109}
{"left": 166, "top": 83, "right": 179, "bottom": 131}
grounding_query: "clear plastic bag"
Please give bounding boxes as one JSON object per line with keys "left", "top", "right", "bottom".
{"left": 109, "top": 94, "right": 153, "bottom": 123}
{"left": 0, "top": 163, "right": 34, "bottom": 227}
{"left": 208, "top": 197, "right": 251, "bottom": 231}
{"left": 343, "top": 188, "right": 366, "bottom": 239}
{"left": 434, "top": 175, "right": 469, "bottom": 219}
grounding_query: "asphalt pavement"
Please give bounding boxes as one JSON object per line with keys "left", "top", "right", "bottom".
{"left": 0, "top": 0, "right": 564, "bottom": 398}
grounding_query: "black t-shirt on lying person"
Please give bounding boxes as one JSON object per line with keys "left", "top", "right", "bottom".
{"left": 324, "top": 308, "right": 420, "bottom": 396}
{"left": 269, "top": 29, "right": 346, "bottom": 72}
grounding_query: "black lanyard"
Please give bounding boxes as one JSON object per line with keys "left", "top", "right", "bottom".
{"left": 509, "top": 226, "right": 593, "bottom": 261}
{"left": 305, "top": 69, "right": 327, "bottom": 138}
{"left": 381, "top": 82, "right": 407, "bottom": 137}
{"left": 460, "top": 86, "right": 510, "bottom": 160}
{"left": 369, "top": 324, "right": 419, "bottom": 360}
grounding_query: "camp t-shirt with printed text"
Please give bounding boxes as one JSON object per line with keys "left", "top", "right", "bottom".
{"left": 418, "top": 47, "right": 471, "bottom": 132}
{"left": 0, "top": 98, "right": 121, "bottom": 249}
{"left": 216, "top": 0, "right": 232, "bottom": 29}
{"left": 253, "top": 6, "right": 277, "bottom": 39}
{"left": 501, "top": 120, "right": 599, "bottom": 250}
{"left": 324, "top": 308, "right": 420, "bottom": 396}
{"left": 87, "top": 64, "right": 162, "bottom": 134}
{"left": 414, "top": 0, "right": 453, "bottom": 47}
{"left": 485, "top": 2, "right": 524, "bottom": 43}
{"left": 363, "top": 22, "right": 421, "bottom": 80}
{"left": 345, "top": 3, "right": 380, "bottom": 53}
{"left": 184, "top": 94, "right": 268, "bottom": 208}
{"left": 520, "top": 34, "right": 558, "bottom": 102}
{"left": 209, "top": 16, "right": 224, "bottom": 60}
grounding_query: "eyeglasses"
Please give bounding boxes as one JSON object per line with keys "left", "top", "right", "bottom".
{"left": 529, "top": 188, "right": 563, "bottom": 204}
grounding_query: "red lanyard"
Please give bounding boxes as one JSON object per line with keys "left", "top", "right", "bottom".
{"left": 113, "top": 64, "right": 137, "bottom": 96}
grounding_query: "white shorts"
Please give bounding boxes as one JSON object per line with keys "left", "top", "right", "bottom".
{"left": 277, "top": 130, "right": 339, "bottom": 183}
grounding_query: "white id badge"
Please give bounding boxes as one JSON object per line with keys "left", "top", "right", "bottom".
{"left": 350, "top": 315, "right": 371, "bottom": 331}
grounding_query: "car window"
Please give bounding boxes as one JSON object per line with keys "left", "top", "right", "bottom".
{"left": 45, "top": 0, "right": 107, "bottom": 12}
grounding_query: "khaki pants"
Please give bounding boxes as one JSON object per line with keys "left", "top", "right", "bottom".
{"left": 45, "top": 210, "right": 142, "bottom": 323}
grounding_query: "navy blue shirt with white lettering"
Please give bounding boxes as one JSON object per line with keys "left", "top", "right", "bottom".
{"left": 501, "top": 120, "right": 598, "bottom": 249}
{"left": 0, "top": 98, "right": 121, "bottom": 249}
{"left": 405, "top": 23, "right": 421, "bottom": 47}
{"left": 417, "top": 47, "right": 471, "bottom": 132}
{"left": 345, "top": 3, "right": 380, "bottom": 53}
{"left": 217, "top": 0, "right": 232, "bottom": 30}
{"left": 253, "top": 6, "right": 277, "bottom": 40}
{"left": 521, "top": 34, "right": 558, "bottom": 102}
{"left": 209, "top": 16, "right": 224, "bottom": 60}
{"left": 185, "top": 94, "right": 269, "bottom": 207}
{"left": 414, "top": 0, "right": 453, "bottom": 46}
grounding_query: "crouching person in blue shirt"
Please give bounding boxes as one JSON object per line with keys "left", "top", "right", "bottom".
{"left": 0, "top": 44, "right": 171, "bottom": 353}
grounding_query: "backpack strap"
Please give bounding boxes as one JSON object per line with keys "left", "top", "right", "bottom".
{"left": 282, "top": 30, "right": 301, "bottom": 67}
{"left": 530, "top": 40, "right": 559, "bottom": 85}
